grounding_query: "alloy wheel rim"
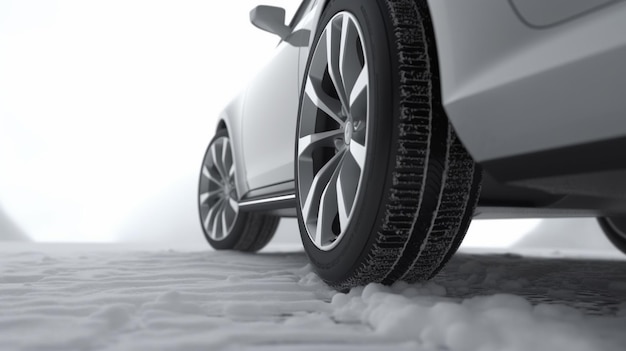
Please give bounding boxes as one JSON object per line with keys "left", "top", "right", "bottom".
{"left": 199, "top": 136, "right": 239, "bottom": 241}
{"left": 297, "top": 11, "right": 369, "bottom": 251}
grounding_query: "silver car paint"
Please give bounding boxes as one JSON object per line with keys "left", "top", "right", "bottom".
{"left": 240, "top": 41, "right": 300, "bottom": 190}
{"left": 510, "top": 0, "right": 622, "bottom": 28}
{"left": 222, "top": 0, "right": 626, "bottom": 199}
{"left": 235, "top": 1, "right": 326, "bottom": 195}
{"left": 428, "top": 0, "right": 626, "bottom": 164}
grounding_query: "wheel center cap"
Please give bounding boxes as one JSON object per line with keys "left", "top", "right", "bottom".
{"left": 344, "top": 122, "right": 353, "bottom": 145}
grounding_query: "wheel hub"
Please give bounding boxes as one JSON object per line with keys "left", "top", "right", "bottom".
{"left": 344, "top": 122, "right": 353, "bottom": 145}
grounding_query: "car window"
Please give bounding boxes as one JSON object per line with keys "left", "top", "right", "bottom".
{"left": 289, "top": 0, "right": 314, "bottom": 28}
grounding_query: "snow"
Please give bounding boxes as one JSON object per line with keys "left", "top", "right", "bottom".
{"left": 0, "top": 244, "right": 624, "bottom": 350}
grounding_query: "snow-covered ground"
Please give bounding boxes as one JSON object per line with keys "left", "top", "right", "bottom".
{"left": 0, "top": 244, "right": 624, "bottom": 351}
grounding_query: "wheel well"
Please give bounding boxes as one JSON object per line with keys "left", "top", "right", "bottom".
{"left": 322, "top": 0, "right": 332, "bottom": 13}
{"left": 216, "top": 120, "right": 227, "bottom": 133}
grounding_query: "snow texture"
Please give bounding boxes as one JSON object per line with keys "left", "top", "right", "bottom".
{"left": 0, "top": 245, "right": 624, "bottom": 351}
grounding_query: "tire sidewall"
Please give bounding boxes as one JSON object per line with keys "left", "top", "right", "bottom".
{"left": 295, "top": 0, "right": 399, "bottom": 283}
{"left": 598, "top": 217, "right": 626, "bottom": 254}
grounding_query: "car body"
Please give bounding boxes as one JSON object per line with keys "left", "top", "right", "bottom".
{"left": 221, "top": 0, "right": 626, "bottom": 217}
{"left": 199, "top": 0, "right": 626, "bottom": 287}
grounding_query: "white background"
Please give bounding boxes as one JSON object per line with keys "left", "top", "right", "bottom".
{"left": 0, "top": 0, "right": 299, "bottom": 244}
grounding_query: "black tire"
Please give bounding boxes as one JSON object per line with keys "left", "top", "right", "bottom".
{"left": 295, "top": 0, "right": 481, "bottom": 290}
{"left": 597, "top": 217, "right": 626, "bottom": 255}
{"left": 199, "top": 129, "right": 279, "bottom": 252}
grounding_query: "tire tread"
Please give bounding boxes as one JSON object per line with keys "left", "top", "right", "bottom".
{"left": 329, "top": 0, "right": 481, "bottom": 290}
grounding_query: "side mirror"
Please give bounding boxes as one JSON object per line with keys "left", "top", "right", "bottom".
{"left": 250, "top": 6, "right": 290, "bottom": 40}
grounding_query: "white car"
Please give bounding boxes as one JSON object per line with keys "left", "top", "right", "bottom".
{"left": 198, "top": 0, "right": 626, "bottom": 290}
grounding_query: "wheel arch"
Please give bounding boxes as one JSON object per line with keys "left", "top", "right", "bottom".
{"left": 215, "top": 119, "right": 227, "bottom": 133}
{"left": 215, "top": 95, "right": 250, "bottom": 200}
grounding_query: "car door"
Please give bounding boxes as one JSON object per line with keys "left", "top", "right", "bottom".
{"left": 241, "top": 0, "right": 315, "bottom": 191}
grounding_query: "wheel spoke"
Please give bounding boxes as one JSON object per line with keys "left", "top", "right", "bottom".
{"left": 336, "top": 170, "right": 350, "bottom": 233}
{"left": 203, "top": 208, "right": 212, "bottom": 231}
{"left": 298, "top": 129, "right": 343, "bottom": 156}
{"left": 313, "top": 160, "right": 342, "bottom": 246}
{"left": 204, "top": 197, "right": 223, "bottom": 232}
{"left": 211, "top": 209, "right": 219, "bottom": 238}
{"left": 339, "top": 16, "right": 364, "bottom": 103}
{"left": 221, "top": 139, "right": 231, "bottom": 174}
{"left": 199, "top": 190, "right": 220, "bottom": 205}
{"left": 302, "top": 150, "right": 345, "bottom": 223}
{"left": 338, "top": 15, "right": 350, "bottom": 90}
{"left": 304, "top": 77, "right": 344, "bottom": 126}
{"left": 326, "top": 19, "right": 349, "bottom": 111}
{"left": 202, "top": 165, "right": 221, "bottom": 185}
{"left": 349, "top": 140, "right": 366, "bottom": 170}
{"left": 228, "top": 198, "right": 239, "bottom": 214}
{"left": 211, "top": 145, "right": 227, "bottom": 180}
{"left": 349, "top": 64, "right": 368, "bottom": 108}
{"left": 229, "top": 163, "right": 235, "bottom": 179}
{"left": 200, "top": 192, "right": 210, "bottom": 204}
{"left": 220, "top": 209, "right": 229, "bottom": 239}
{"left": 211, "top": 200, "right": 226, "bottom": 239}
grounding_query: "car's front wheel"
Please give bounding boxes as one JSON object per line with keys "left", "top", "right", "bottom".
{"left": 295, "top": 0, "right": 481, "bottom": 290}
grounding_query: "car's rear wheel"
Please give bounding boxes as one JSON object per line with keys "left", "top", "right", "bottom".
{"left": 597, "top": 217, "right": 626, "bottom": 255}
{"left": 199, "top": 129, "right": 279, "bottom": 252}
{"left": 295, "top": 0, "right": 481, "bottom": 290}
